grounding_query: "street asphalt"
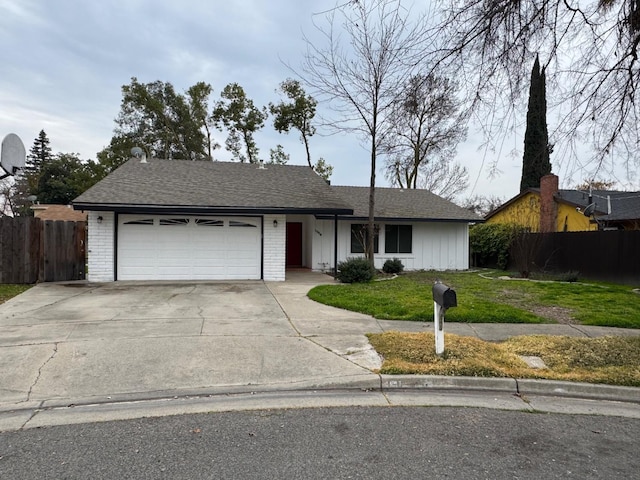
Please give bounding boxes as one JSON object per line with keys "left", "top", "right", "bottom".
{"left": 0, "top": 270, "right": 638, "bottom": 432}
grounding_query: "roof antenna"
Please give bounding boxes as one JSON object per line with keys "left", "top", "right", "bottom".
{"left": 131, "top": 146, "right": 147, "bottom": 164}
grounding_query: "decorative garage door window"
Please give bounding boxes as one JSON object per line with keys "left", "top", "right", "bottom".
{"left": 159, "top": 218, "right": 189, "bottom": 226}
{"left": 195, "top": 218, "right": 224, "bottom": 226}
{"left": 123, "top": 218, "right": 154, "bottom": 225}
{"left": 229, "top": 220, "right": 258, "bottom": 228}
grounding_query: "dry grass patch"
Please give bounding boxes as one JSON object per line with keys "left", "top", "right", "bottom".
{"left": 367, "top": 331, "right": 640, "bottom": 387}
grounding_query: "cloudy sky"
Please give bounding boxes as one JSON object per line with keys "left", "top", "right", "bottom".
{"left": 0, "top": 0, "right": 612, "bottom": 202}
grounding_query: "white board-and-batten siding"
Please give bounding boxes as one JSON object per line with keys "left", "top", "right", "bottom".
{"left": 311, "top": 219, "right": 469, "bottom": 272}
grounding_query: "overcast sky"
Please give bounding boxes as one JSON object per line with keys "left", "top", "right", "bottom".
{"left": 1, "top": 0, "right": 623, "bottom": 202}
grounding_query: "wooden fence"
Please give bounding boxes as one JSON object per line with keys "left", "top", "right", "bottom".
{"left": 0, "top": 217, "right": 86, "bottom": 284}
{"left": 508, "top": 230, "right": 640, "bottom": 284}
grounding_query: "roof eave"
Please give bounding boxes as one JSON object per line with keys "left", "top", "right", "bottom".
{"left": 316, "top": 215, "right": 483, "bottom": 223}
{"left": 72, "top": 203, "right": 354, "bottom": 216}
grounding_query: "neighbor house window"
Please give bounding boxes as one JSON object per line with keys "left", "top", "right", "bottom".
{"left": 350, "top": 224, "right": 379, "bottom": 254}
{"left": 385, "top": 224, "right": 412, "bottom": 253}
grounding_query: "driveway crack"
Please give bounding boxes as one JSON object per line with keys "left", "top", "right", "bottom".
{"left": 24, "top": 342, "right": 59, "bottom": 402}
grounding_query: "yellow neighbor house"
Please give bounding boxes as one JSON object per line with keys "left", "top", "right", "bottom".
{"left": 485, "top": 174, "right": 640, "bottom": 232}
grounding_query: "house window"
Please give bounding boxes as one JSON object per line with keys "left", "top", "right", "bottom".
{"left": 350, "top": 224, "right": 379, "bottom": 254}
{"left": 385, "top": 224, "right": 412, "bottom": 253}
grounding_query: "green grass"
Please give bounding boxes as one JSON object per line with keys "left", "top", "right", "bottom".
{"left": 0, "top": 284, "right": 31, "bottom": 304}
{"left": 367, "top": 331, "right": 640, "bottom": 386}
{"left": 308, "top": 270, "right": 640, "bottom": 328}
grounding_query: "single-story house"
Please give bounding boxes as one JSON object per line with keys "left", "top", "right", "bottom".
{"left": 485, "top": 174, "right": 640, "bottom": 232}
{"left": 31, "top": 204, "right": 87, "bottom": 221}
{"left": 72, "top": 158, "right": 481, "bottom": 282}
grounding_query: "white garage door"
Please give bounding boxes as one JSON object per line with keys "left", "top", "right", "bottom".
{"left": 118, "top": 215, "right": 262, "bottom": 280}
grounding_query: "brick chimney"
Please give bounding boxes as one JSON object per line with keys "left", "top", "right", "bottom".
{"left": 539, "top": 174, "right": 558, "bottom": 233}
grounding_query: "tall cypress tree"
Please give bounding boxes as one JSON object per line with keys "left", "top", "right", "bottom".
{"left": 520, "top": 55, "right": 551, "bottom": 191}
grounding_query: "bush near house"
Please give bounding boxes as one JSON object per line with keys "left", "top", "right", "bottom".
{"left": 470, "top": 223, "right": 525, "bottom": 270}
{"left": 383, "top": 258, "right": 404, "bottom": 274}
{"left": 336, "top": 257, "right": 376, "bottom": 283}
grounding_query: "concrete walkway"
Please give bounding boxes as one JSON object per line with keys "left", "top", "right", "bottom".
{"left": 0, "top": 270, "right": 638, "bottom": 431}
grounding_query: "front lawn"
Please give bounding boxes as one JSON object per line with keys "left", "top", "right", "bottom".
{"left": 367, "top": 332, "right": 640, "bottom": 387}
{"left": 0, "top": 284, "right": 31, "bottom": 305}
{"left": 308, "top": 270, "right": 640, "bottom": 328}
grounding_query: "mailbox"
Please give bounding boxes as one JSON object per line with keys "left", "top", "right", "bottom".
{"left": 432, "top": 283, "right": 457, "bottom": 309}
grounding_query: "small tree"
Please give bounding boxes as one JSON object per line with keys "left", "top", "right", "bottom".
{"left": 301, "top": 0, "right": 433, "bottom": 264}
{"left": 268, "top": 145, "right": 290, "bottom": 165}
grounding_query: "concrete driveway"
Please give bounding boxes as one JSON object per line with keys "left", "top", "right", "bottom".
{"left": 0, "top": 272, "right": 387, "bottom": 410}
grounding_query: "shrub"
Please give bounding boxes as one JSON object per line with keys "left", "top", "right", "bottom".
{"left": 336, "top": 257, "right": 376, "bottom": 283}
{"left": 470, "top": 223, "right": 523, "bottom": 270}
{"left": 383, "top": 258, "right": 404, "bottom": 274}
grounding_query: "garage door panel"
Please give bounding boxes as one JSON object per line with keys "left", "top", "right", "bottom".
{"left": 118, "top": 215, "right": 261, "bottom": 280}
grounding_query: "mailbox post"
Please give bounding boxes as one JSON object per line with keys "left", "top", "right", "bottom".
{"left": 432, "top": 282, "right": 457, "bottom": 355}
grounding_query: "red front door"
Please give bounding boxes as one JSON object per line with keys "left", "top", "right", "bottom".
{"left": 286, "top": 222, "right": 303, "bottom": 267}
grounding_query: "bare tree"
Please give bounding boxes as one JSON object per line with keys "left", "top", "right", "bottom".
{"left": 383, "top": 74, "right": 467, "bottom": 189}
{"left": 300, "top": 0, "right": 433, "bottom": 263}
{"left": 461, "top": 194, "right": 505, "bottom": 217}
{"left": 418, "top": 157, "right": 469, "bottom": 201}
{"left": 436, "top": 0, "right": 640, "bottom": 178}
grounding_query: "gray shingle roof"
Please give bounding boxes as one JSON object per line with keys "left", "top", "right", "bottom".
{"left": 73, "top": 159, "right": 353, "bottom": 214}
{"left": 331, "top": 186, "right": 482, "bottom": 222}
{"left": 557, "top": 189, "right": 640, "bottom": 221}
{"left": 73, "top": 159, "right": 481, "bottom": 221}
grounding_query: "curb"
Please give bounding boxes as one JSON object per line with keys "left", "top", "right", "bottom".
{"left": 380, "top": 375, "right": 640, "bottom": 403}
{"left": 2, "top": 375, "right": 637, "bottom": 415}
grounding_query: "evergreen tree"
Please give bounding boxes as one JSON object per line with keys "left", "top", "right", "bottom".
{"left": 520, "top": 55, "right": 552, "bottom": 191}
{"left": 26, "top": 130, "right": 53, "bottom": 173}
{"left": 24, "top": 130, "right": 53, "bottom": 193}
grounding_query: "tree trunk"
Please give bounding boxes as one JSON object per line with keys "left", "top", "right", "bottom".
{"left": 367, "top": 135, "right": 376, "bottom": 266}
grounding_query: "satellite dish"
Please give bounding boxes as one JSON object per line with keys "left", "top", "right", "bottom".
{"left": 1, "top": 133, "right": 26, "bottom": 179}
{"left": 131, "top": 146, "right": 147, "bottom": 163}
{"left": 583, "top": 203, "right": 596, "bottom": 217}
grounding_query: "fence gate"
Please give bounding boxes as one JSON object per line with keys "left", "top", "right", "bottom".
{"left": 0, "top": 217, "right": 86, "bottom": 284}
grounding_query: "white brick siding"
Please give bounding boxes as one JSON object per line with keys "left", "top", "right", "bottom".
{"left": 263, "top": 214, "right": 286, "bottom": 281}
{"left": 87, "top": 211, "right": 114, "bottom": 282}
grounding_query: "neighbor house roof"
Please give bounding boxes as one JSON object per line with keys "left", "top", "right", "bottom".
{"left": 557, "top": 190, "right": 640, "bottom": 221}
{"left": 31, "top": 204, "right": 87, "bottom": 221}
{"left": 330, "top": 186, "right": 482, "bottom": 222}
{"left": 486, "top": 188, "right": 640, "bottom": 222}
{"left": 73, "top": 158, "right": 353, "bottom": 215}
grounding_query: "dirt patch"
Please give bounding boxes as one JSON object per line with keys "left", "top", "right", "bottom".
{"left": 528, "top": 305, "right": 576, "bottom": 324}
